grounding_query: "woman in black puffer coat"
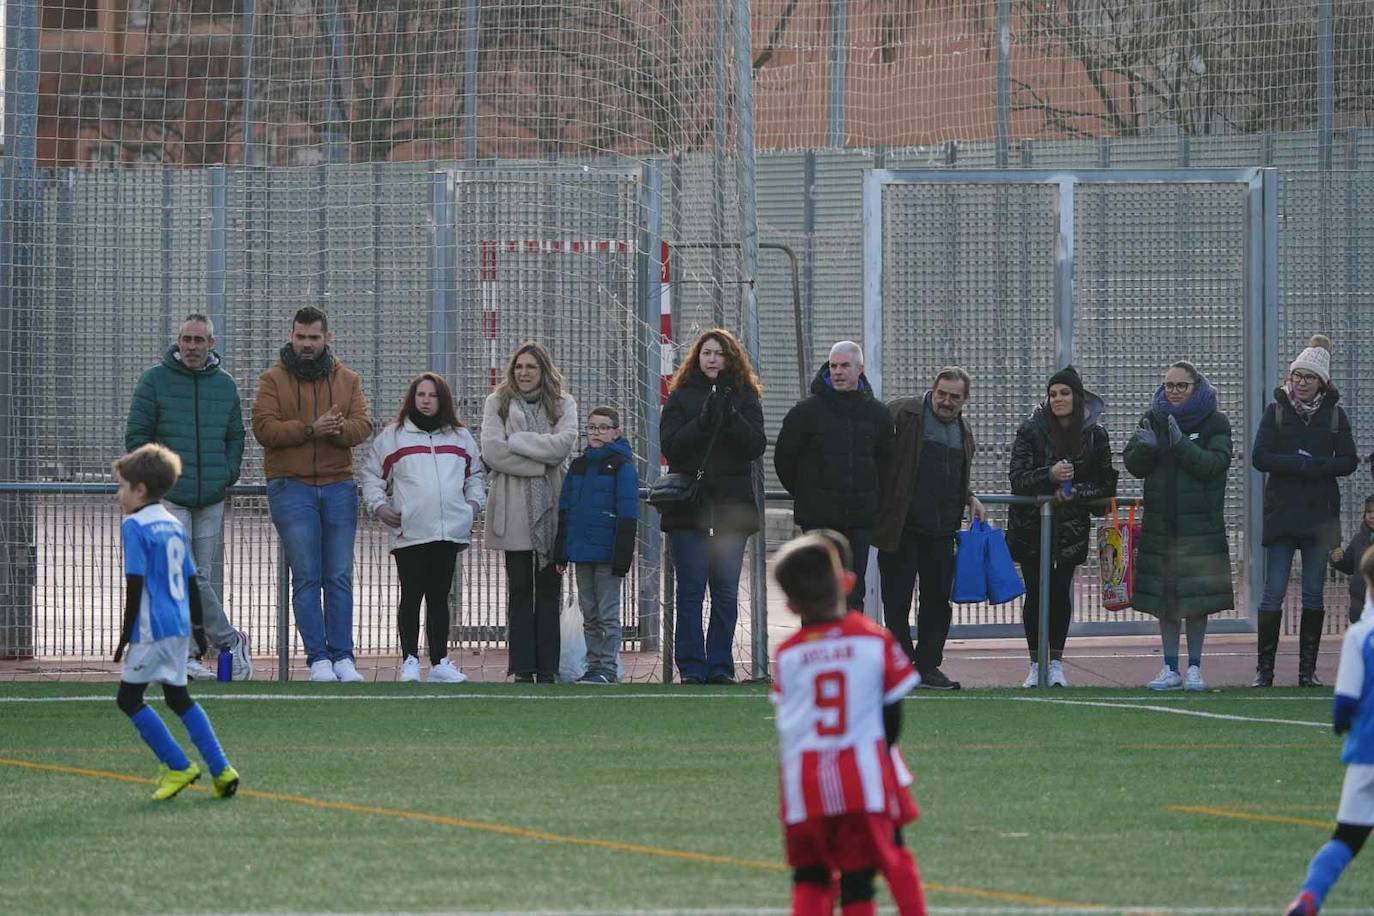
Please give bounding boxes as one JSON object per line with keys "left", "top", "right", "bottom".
{"left": 1007, "top": 366, "right": 1117, "bottom": 688}
{"left": 1251, "top": 334, "right": 1359, "bottom": 687}
{"left": 659, "top": 328, "right": 767, "bottom": 685}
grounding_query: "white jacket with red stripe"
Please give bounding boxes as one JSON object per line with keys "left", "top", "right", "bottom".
{"left": 360, "top": 418, "right": 486, "bottom": 550}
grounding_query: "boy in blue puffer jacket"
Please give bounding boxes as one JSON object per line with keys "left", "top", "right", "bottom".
{"left": 554, "top": 406, "right": 640, "bottom": 684}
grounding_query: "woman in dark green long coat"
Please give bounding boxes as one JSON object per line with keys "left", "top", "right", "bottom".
{"left": 1123, "top": 361, "right": 1234, "bottom": 692}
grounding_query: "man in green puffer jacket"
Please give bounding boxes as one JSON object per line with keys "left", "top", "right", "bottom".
{"left": 125, "top": 314, "right": 251, "bottom": 680}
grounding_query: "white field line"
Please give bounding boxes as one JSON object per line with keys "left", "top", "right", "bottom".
{"left": 196, "top": 908, "right": 1374, "bottom": 916}
{"left": 1011, "top": 695, "right": 1328, "bottom": 728}
{"left": 0, "top": 692, "right": 1335, "bottom": 706}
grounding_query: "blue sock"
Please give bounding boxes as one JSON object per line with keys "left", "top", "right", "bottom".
{"left": 1301, "top": 839, "right": 1354, "bottom": 908}
{"left": 1163, "top": 654, "right": 1179, "bottom": 673}
{"left": 130, "top": 706, "right": 191, "bottom": 770}
{"left": 178, "top": 703, "right": 229, "bottom": 778}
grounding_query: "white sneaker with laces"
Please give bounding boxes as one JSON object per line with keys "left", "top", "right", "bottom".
{"left": 1147, "top": 666, "right": 1183, "bottom": 691}
{"left": 309, "top": 659, "right": 338, "bottom": 682}
{"left": 398, "top": 656, "right": 421, "bottom": 683}
{"left": 1183, "top": 665, "right": 1206, "bottom": 692}
{"left": 186, "top": 657, "right": 216, "bottom": 681}
{"left": 1048, "top": 659, "right": 1069, "bottom": 688}
{"left": 1022, "top": 662, "right": 1039, "bottom": 688}
{"left": 230, "top": 630, "right": 253, "bottom": 681}
{"left": 428, "top": 659, "right": 468, "bottom": 684}
{"left": 332, "top": 658, "right": 367, "bottom": 683}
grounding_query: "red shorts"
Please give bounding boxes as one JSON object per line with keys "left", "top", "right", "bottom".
{"left": 784, "top": 812, "right": 901, "bottom": 873}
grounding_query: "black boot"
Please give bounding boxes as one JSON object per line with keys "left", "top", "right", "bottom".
{"left": 1297, "top": 609, "right": 1325, "bottom": 688}
{"left": 1252, "top": 612, "right": 1281, "bottom": 688}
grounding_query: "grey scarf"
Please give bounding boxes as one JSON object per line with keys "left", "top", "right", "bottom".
{"left": 522, "top": 392, "right": 557, "bottom": 567}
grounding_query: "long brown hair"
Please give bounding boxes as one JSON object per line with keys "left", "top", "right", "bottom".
{"left": 667, "top": 328, "right": 763, "bottom": 398}
{"left": 395, "top": 372, "right": 461, "bottom": 429}
{"left": 494, "top": 341, "right": 566, "bottom": 422}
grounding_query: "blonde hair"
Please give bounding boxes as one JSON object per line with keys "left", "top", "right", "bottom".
{"left": 495, "top": 341, "right": 565, "bottom": 423}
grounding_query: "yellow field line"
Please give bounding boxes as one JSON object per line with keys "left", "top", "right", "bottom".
{"left": 0, "top": 755, "right": 1099, "bottom": 910}
{"left": 1167, "top": 804, "right": 1332, "bottom": 829}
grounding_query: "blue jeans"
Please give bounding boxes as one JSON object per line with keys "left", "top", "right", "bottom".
{"left": 1259, "top": 537, "right": 1329, "bottom": 613}
{"left": 267, "top": 478, "right": 358, "bottom": 664}
{"left": 668, "top": 529, "right": 746, "bottom": 681}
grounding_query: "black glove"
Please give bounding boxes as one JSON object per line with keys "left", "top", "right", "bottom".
{"left": 192, "top": 625, "right": 208, "bottom": 659}
{"left": 701, "top": 389, "right": 725, "bottom": 425}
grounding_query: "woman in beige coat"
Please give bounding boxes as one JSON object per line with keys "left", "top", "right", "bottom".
{"left": 481, "top": 342, "right": 578, "bottom": 682}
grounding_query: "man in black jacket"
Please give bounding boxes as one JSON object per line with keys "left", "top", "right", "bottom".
{"left": 872, "top": 367, "right": 986, "bottom": 690}
{"left": 775, "top": 341, "right": 894, "bottom": 609}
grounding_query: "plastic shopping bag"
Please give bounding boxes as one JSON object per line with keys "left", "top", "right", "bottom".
{"left": 1098, "top": 500, "right": 1141, "bottom": 611}
{"left": 984, "top": 522, "right": 1026, "bottom": 605}
{"left": 558, "top": 586, "right": 587, "bottom": 683}
{"left": 950, "top": 519, "right": 990, "bottom": 603}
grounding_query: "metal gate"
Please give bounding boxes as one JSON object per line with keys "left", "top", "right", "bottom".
{"left": 863, "top": 169, "right": 1279, "bottom": 636}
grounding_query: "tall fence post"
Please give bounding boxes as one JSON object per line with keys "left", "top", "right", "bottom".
{"left": 463, "top": 0, "right": 480, "bottom": 162}
{"left": 828, "top": 0, "right": 848, "bottom": 148}
{"left": 242, "top": 0, "right": 258, "bottom": 166}
{"left": 430, "top": 170, "right": 454, "bottom": 382}
{"left": 276, "top": 551, "right": 291, "bottom": 682}
{"left": 995, "top": 0, "right": 1011, "bottom": 168}
{"left": 638, "top": 163, "right": 664, "bottom": 659}
{"left": 735, "top": 0, "right": 768, "bottom": 682}
{"left": 1317, "top": 0, "right": 1334, "bottom": 172}
{"left": 206, "top": 172, "right": 228, "bottom": 337}
{"left": 1036, "top": 499, "right": 1053, "bottom": 687}
{"left": 0, "top": 0, "right": 40, "bottom": 660}
{"left": 1054, "top": 177, "right": 1075, "bottom": 368}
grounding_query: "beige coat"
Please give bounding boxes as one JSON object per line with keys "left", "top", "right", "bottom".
{"left": 480, "top": 391, "right": 578, "bottom": 551}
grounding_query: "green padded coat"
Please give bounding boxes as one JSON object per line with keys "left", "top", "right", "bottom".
{"left": 1122, "top": 408, "right": 1234, "bottom": 619}
{"left": 125, "top": 346, "right": 245, "bottom": 508}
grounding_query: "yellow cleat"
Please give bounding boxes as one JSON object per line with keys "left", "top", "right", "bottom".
{"left": 151, "top": 763, "right": 201, "bottom": 800}
{"left": 211, "top": 765, "right": 240, "bottom": 799}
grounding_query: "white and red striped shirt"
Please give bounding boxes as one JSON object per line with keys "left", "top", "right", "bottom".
{"left": 359, "top": 418, "right": 486, "bottom": 550}
{"left": 771, "top": 612, "right": 919, "bottom": 825}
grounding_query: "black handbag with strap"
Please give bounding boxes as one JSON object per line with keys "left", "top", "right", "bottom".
{"left": 648, "top": 404, "right": 726, "bottom": 511}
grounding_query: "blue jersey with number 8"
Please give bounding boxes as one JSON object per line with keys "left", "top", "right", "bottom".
{"left": 121, "top": 504, "right": 197, "bottom": 643}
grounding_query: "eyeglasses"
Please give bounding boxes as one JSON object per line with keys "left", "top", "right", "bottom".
{"left": 1162, "top": 382, "right": 1193, "bottom": 393}
{"left": 586, "top": 424, "right": 617, "bottom": 433}
{"left": 1290, "top": 371, "right": 1320, "bottom": 383}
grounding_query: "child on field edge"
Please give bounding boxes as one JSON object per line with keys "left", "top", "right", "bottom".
{"left": 554, "top": 406, "right": 640, "bottom": 684}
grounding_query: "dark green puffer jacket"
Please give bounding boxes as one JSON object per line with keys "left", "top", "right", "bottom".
{"left": 1122, "top": 408, "right": 1234, "bottom": 619}
{"left": 125, "top": 347, "right": 245, "bottom": 508}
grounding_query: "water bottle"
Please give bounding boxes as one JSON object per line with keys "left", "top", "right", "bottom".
{"left": 217, "top": 647, "right": 233, "bottom": 682}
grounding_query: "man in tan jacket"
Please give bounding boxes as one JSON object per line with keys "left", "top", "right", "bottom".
{"left": 252, "top": 306, "right": 372, "bottom": 683}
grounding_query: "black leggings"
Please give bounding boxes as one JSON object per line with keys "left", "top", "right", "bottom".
{"left": 116, "top": 681, "right": 192, "bottom": 717}
{"left": 1020, "top": 560, "right": 1077, "bottom": 659}
{"left": 394, "top": 541, "right": 462, "bottom": 665}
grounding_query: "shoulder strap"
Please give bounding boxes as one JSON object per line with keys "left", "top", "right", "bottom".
{"left": 1274, "top": 401, "right": 1284, "bottom": 430}
{"left": 1331, "top": 404, "right": 1342, "bottom": 435}
{"left": 694, "top": 417, "right": 726, "bottom": 481}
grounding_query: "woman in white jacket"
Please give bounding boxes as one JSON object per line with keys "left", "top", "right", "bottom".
{"left": 481, "top": 342, "right": 578, "bottom": 683}
{"left": 361, "top": 372, "right": 485, "bottom": 684}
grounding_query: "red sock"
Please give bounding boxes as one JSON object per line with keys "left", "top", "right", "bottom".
{"left": 792, "top": 880, "right": 833, "bottom": 916}
{"left": 883, "top": 846, "right": 927, "bottom": 916}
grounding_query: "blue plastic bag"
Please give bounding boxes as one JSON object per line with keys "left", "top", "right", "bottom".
{"left": 984, "top": 522, "right": 1026, "bottom": 605}
{"left": 950, "top": 519, "right": 990, "bottom": 603}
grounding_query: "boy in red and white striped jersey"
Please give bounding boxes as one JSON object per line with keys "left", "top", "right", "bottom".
{"left": 771, "top": 533, "right": 927, "bottom": 916}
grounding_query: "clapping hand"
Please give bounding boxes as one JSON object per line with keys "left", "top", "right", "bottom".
{"left": 1135, "top": 420, "right": 1159, "bottom": 450}
{"left": 1166, "top": 415, "right": 1184, "bottom": 447}
{"left": 314, "top": 405, "right": 345, "bottom": 437}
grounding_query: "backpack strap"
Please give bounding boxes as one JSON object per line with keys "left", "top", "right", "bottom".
{"left": 1330, "top": 403, "right": 1342, "bottom": 435}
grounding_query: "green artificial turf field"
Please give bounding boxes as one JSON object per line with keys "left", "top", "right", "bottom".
{"left": 2, "top": 683, "right": 1372, "bottom": 915}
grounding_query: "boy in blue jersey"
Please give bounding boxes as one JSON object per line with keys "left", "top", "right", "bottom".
{"left": 113, "top": 444, "right": 240, "bottom": 801}
{"left": 1285, "top": 543, "right": 1374, "bottom": 914}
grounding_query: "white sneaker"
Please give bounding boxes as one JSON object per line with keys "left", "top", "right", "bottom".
{"left": 1048, "top": 659, "right": 1069, "bottom": 688}
{"left": 1183, "top": 665, "right": 1206, "bottom": 692}
{"left": 332, "top": 658, "right": 366, "bottom": 683}
{"left": 309, "top": 659, "right": 338, "bottom": 682}
{"left": 398, "top": 656, "right": 421, "bottom": 683}
{"left": 427, "top": 659, "right": 468, "bottom": 684}
{"left": 186, "top": 657, "right": 216, "bottom": 680}
{"left": 230, "top": 630, "right": 254, "bottom": 681}
{"left": 1022, "top": 662, "right": 1040, "bottom": 688}
{"left": 1147, "top": 666, "right": 1183, "bottom": 691}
